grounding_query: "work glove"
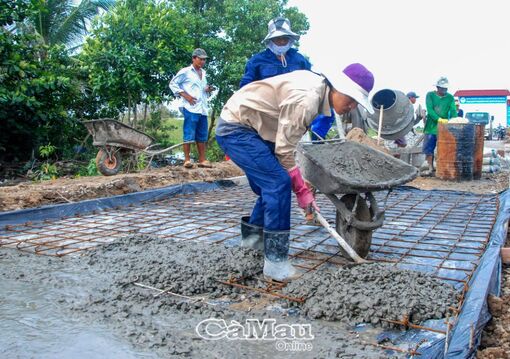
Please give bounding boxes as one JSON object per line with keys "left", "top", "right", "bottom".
{"left": 288, "top": 166, "right": 320, "bottom": 212}
{"left": 438, "top": 118, "right": 448, "bottom": 124}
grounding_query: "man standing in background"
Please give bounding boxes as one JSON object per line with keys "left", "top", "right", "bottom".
{"left": 422, "top": 77, "right": 457, "bottom": 176}
{"left": 170, "top": 48, "right": 214, "bottom": 168}
{"left": 239, "top": 17, "right": 310, "bottom": 88}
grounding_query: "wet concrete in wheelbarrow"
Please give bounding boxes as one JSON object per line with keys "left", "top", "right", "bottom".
{"left": 301, "top": 141, "right": 416, "bottom": 186}
{"left": 0, "top": 235, "right": 459, "bottom": 358}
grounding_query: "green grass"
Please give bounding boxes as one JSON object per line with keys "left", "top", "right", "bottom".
{"left": 146, "top": 117, "right": 225, "bottom": 162}
{"left": 148, "top": 117, "right": 184, "bottom": 147}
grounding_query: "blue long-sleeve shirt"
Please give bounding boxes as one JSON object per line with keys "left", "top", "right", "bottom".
{"left": 239, "top": 48, "right": 335, "bottom": 139}
{"left": 239, "top": 48, "right": 312, "bottom": 88}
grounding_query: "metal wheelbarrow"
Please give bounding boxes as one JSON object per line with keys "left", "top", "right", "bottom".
{"left": 296, "top": 140, "right": 418, "bottom": 261}
{"left": 83, "top": 119, "right": 187, "bottom": 176}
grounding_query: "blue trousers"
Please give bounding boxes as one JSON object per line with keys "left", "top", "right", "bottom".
{"left": 216, "top": 129, "right": 291, "bottom": 231}
{"left": 182, "top": 108, "right": 208, "bottom": 142}
{"left": 422, "top": 134, "right": 437, "bottom": 156}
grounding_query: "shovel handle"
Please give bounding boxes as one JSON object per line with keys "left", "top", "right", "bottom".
{"left": 314, "top": 211, "right": 369, "bottom": 264}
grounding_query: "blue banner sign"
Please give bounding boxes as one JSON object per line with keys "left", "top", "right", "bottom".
{"left": 459, "top": 96, "right": 507, "bottom": 104}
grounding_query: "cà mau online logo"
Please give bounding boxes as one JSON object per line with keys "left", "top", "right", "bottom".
{"left": 195, "top": 318, "right": 314, "bottom": 341}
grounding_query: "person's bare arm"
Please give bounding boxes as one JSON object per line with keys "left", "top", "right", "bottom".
{"left": 180, "top": 91, "right": 197, "bottom": 105}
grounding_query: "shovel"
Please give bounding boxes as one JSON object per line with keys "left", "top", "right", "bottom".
{"left": 305, "top": 207, "right": 369, "bottom": 264}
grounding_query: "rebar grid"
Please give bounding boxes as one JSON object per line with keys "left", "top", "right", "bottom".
{"left": 0, "top": 184, "right": 499, "bottom": 345}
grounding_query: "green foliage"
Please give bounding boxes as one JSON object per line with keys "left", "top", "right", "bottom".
{"left": 86, "top": 157, "right": 98, "bottom": 175}
{"left": 0, "top": 0, "right": 31, "bottom": 26}
{"left": 38, "top": 143, "right": 56, "bottom": 158}
{"left": 0, "top": 0, "right": 105, "bottom": 162}
{"left": 31, "top": 143, "right": 59, "bottom": 181}
{"left": 74, "top": 157, "right": 99, "bottom": 177}
{"left": 146, "top": 118, "right": 183, "bottom": 148}
{"left": 27, "top": 0, "right": 114, "bottom": 47}
{"left": 81, "top": 0, "right": 191, "bottom": 116}
{"left": 205, "top": 138, "right": 225, "bottom": 163}
{"left": 135, "top": 152, "right": 148, "bottom": 171}
{"left": 35, "top": 162, "right": 58, "bottom": 181}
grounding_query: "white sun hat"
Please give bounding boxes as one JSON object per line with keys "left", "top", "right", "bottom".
{"left": 322, "top": 63, "right": 375, "bottom": 114}
{"left": 262, "top": 17, "right": 300, "bottom": 43}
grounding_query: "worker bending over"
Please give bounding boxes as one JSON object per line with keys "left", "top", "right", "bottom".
{"left": 216, "top": 63, "right": 375, "bottom": 281}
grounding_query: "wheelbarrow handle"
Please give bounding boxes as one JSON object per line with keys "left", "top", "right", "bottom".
{"left": 142, "top": 141, "right": 193, "bottom": 156}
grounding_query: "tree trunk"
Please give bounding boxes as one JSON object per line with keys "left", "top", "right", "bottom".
{"left": 133, "top": 104, "right": 138, "bottom": 128}
{"left": 142, "top": 103, "right": 148, "bottom": 132}
{"left": 207, "top": 107, "right": 217, "bottom": 144}
{"left": 127, "top": 94, "right": 131, "bottom": 125}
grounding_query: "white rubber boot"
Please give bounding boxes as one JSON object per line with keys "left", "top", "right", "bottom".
{"left": 263, "top": 260, "right": 299, "bottom": 282}
{"left": 263, "top": 229, "right": 300, "bottom": 281}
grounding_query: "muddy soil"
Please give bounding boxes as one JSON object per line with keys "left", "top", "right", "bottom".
{"left": 477, "top": 264, "right": 510, "bottom": 359}
{"left": 0, "top": 159, "right": 507, "bottom": 213}
{"left": 284, "top": 263, "right": 457, "bottom": 327}
{"left": 0, "top": 161, "right": 243, "bottom": 212}
{"left": 408, "top": 171, "right": 509, "bottom": 195}
{"left": 0, "top": 236, "right": 406, "bottom": 359}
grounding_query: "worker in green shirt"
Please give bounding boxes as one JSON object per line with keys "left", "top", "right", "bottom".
{"left": 422, "top": 77, "right": 457, "bottom": 176}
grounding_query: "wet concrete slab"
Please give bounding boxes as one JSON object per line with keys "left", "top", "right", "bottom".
{"left": 0, "top": 184, "right": 500, "bottom": 357}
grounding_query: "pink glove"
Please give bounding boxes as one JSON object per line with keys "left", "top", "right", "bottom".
{"left": 288, "top": 166, "right": 319, "bottom": 211}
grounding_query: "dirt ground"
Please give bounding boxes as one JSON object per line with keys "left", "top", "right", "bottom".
{"left": 1, "top": 160, "right": 510, "bottom": 357}
{"left": 0, "top": 161, "right": 244, "bottom": 212}
{"left": 1, "top": 160, "right": 508, "bottom": 212}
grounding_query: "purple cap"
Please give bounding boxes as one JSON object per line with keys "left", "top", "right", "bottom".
{"left": 323, "top": 63, "right": 375, "bottom": 114}
{"left": 343, "top": 63, "right": 374, "bottom": 94}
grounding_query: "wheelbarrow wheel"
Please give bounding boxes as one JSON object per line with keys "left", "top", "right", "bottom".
{"left": 335, "top": 194, "right": 373, "bottom": 259}
{"left": 96, "top": 148, "right": 122, "bottom": 176}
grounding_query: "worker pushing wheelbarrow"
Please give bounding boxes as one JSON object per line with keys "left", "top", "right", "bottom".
{"left": 214, "top": 60, "right": 424, "bottom": 282}
{"left": 83, "top": 119, "right": 189, "bottom": 176}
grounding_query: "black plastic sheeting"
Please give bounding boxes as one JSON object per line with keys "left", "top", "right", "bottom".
{"left": 0, "top": 181, "right": 508, "bottom": 359}
{"left": 445, "top": 188, "right": 510, "bottom": 358}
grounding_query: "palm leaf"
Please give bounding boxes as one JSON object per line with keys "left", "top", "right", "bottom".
{"left": 31, "top": 0, "right": 114, "bottom": 46}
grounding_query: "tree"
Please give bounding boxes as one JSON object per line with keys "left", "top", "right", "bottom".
{"left": 81, "top": 0, "right": 308, "bottom": 131}
{"left": 81, "top": 0, "right": 191, "bottom": 126}
{"left": 28, "top": 0, "right": 114, "bottom": 47}
{"left": 0, "top": 0, "right": 88, "bottom": 161}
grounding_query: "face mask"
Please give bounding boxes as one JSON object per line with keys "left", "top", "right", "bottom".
{"left": 267, "top": 40, "right": 293, "bottom": 56}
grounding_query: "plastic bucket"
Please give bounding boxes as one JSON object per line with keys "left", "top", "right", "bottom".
{"left": 436, "top": 123, "right": 476, "bottom": 181}
{"left": 473, "top": 124, "right": 485, "bottom": 180}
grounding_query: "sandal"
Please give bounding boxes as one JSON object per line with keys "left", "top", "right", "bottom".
{"left": 183, "top": 161, "right": 193, "bottom": 169}
{"left": 198, "top": 161, "right": 213, "bottom": 168}
{"left": 420, "top": 169, "right": 435, "bottom": 177}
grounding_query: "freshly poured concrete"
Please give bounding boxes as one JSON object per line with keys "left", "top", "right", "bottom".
{"left": 0, "top": 236, "right": 425, "bottom": 358}
{"left": 284, "top": 263, "right": 457, "bottom": 326}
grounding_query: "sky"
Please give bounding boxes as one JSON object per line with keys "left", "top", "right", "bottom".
{"left": 287, "top": 0, "right": 509, "bottom": 106}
